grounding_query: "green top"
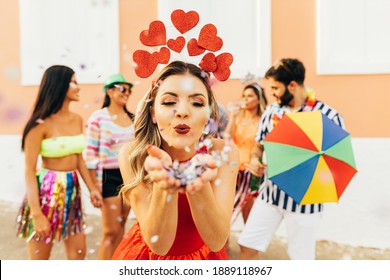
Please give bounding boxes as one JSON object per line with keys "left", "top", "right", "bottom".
{"left": 40, "top": 134, "right": 86, "bottom": 158}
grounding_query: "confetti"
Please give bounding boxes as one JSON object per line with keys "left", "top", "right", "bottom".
{"left": 158, "top": 133, "right": 234, "bottom": 189}
{"left": 4, "top": 108, "right": 23, "bottom": 121}
{"left": 150, "top": 235, "right": 159, "bottom": 243}
{"left": 222, "top": 132, "right": 231, "bottom": 139}
{"left": 203, "top": 119, "right": 218, "bottom": 134}
{"left": 84, "top": 226, "right": 94, "bottom": 235}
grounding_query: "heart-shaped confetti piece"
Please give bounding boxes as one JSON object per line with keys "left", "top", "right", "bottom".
{"left": 167, "top": 36, "right": 186, "bottom": 53}
{"left": 187, "top": 38, "right": 206, "bottom": 56}
{"left": 199, "top": 53, "right": 217, "bottom": 72}
{"left": 157, "top": 47, "right": 171, "bottom": 64}
{"left": 198, "top": 24, "right": 223, "bottom": 52}
{"left": 133, "top": 50, "right": 160, "bottom": 78}
{"left": 213, "top": 52, "right": 233, "bottom": 81}
{"left": 171, "top": 9, "right": 200, "bottom": 34}
{"left": 139, "top": 20, "right": 166, "bottom": 46}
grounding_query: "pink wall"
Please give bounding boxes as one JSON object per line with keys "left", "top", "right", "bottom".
{"left": 0, "top": 0, "right": 389, "bottom": 136}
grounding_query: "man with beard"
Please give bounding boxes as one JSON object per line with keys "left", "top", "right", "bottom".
{"left": 238, "top": 58, "right": 345, "bottom": 260}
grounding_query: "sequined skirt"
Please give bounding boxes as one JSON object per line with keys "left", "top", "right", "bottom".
{"left": 16, "top": 168, "right": 84, "bottom": 243}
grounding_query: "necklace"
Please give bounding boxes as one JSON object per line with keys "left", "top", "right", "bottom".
{"left": 271, "top": 89, "right": 317, "bottom": 127}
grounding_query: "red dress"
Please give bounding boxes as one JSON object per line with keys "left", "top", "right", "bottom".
{"left": 112, "top": 193, "right": 229, "bottom": 260}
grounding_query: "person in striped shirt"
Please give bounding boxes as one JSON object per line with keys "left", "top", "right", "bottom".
{"left": 238, "top": 58, "right": 345, "bottom": 260}
{"left": 84, "top": 73, "right": 135, "bottom": 259}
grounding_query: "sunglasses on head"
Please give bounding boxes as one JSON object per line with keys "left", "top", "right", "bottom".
{"left": 113, "top": 84, "right": 131, "bottom": 93}
{"left": 273, "top": 60, "right": 295, "bottom": 77}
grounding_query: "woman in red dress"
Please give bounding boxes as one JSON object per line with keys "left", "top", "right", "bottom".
{"left": 112, "top": 61, "right": 239, "bottom": 260}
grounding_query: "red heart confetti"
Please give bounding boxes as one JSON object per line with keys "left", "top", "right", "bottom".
{"left": 216, "top": 52, "right": 233, "bottom": 66}
{"left": 133, "top": 50, "right": 160, "bottom": 78}
{"left": 199, "top": 53, "right": 217, "bottom": 72}
{"left": 171, "top": 9, "right": 200, "bottom": 34}
{"left": 167, "top": 36, "right": 186, "bottom": 53}
{"left": 213, "top": 53, "right": 233, "bottom": 81}
{"left": 133, "top": 11, "right": 234, "bottom": 81}
{"left": 140, "top": 20, "right": 166, "bottom": 46}
{"left": 187, "top": 38, "right": 206, "bottom": 56}
{"left": 198, "top": 24, "right": 223, "bottom": 52}
{"left": 157, "top": 47, "right": 171, "bottom": 64}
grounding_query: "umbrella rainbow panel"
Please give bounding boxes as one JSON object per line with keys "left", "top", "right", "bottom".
{"left": 264, "top": 111, "right": 357, "bottom": 205}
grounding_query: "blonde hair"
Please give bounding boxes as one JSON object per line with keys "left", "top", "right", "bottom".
{"left": 120, "top": 61, "right": 219, "bottom": 203}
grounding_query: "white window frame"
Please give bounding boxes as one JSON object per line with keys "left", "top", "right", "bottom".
{"left": 158, "top": 0, "right": 271, "bottom": 79}
{"left": 317, "top": 0, "right": 390, "bottom": 75}
{"left": 19, "top": 0, "right": 120, "bottom": 85}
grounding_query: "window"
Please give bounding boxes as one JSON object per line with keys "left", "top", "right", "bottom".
{"left": 19, "top": 0, "right": 119, "bottom": 85}
{"left": 317, "top": 0, "right": 390, "bottom": 74}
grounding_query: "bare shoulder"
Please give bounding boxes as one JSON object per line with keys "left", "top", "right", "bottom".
{"left": 70, "top": 112, "right": 84, "bottom": 131}
{"left": 71, "top": 112, "right": 83, "bottom": 123}
{"left": 27, "top": 121, "right": 46, "bottom": 140}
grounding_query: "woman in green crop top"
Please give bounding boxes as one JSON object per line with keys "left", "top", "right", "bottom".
{"left": 16, "top": 65, "right": 103, "bottom": 260}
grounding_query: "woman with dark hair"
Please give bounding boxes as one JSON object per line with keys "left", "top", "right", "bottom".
{"left": 112, "top": 61, "right": 239, "bottom": 260}
{"left": 84, "top": 73, "right": 134, "bottom": 259}
{"left": 224, "top": 83, "right": 268, "bottom": 224}
{"left": 17, "top": 65, "right": 103, "bottom": 260}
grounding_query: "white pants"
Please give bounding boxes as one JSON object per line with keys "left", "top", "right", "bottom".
{"left": 237, "top": 199, "right": 322, "bottom": 260}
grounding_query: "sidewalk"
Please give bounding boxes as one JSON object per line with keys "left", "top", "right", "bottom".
{"left": 1, "top": 200, "right": 389, "bottom": 260}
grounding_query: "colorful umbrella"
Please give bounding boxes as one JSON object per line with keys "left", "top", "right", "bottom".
{"left": 263, "top": 111, "right": 357, "bottom": 205}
